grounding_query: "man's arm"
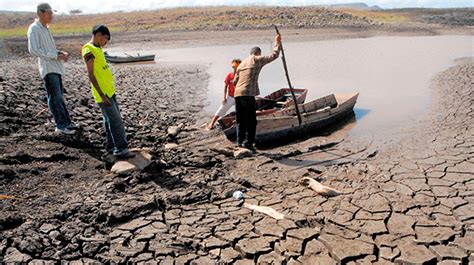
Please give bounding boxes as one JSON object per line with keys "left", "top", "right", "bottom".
{"left": 27, "top": 27, "right": 60, "bottom": 60}
{"left": 223, "top": 83, "right": 229, "bottom": 103}
{"left": 85, "top": 58, "right": 111, "bottom": 107}
{"left": 256, "top": 34, "right": 281, "bottom": 65}
{"left": 232, "top": 69, "right": 240, "bottom": 87}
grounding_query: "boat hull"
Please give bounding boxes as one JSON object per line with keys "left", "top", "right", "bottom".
{"left": 223, "top": 92, "right": 359, "bottom": 144}
{"left": 105, "top": 55, "right": 156, "bottom": 64}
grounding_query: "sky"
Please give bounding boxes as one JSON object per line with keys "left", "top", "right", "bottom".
{"left": 1, "top": 0, "right": 472, "bottom": 14}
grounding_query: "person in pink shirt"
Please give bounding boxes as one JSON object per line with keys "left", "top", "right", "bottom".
{"left": 207, "top": 59, "right": 241, "bottom": 129}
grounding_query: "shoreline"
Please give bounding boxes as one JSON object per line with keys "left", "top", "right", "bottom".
{"left": 0, "top": 27, "right": 473, "bottom": 262}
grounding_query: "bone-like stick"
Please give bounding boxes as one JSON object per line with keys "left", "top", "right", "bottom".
{"left": 244, "top": 203, "right": 285, "bottom": 220}
{"left": 301, "top": 177, "right": 340, "bottom": 197}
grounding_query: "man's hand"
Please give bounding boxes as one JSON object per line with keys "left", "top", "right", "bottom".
{"left": 101, "top": 96, "right": 111, "bottom": 107}
{"left": 275, "top": 34, "right": 281, "bottom": 43}
{"left": 222, "top": 98, "right": 227, "bottom": 104}
{"left": 58, "top": 51, "right": 69, "bottom": 62}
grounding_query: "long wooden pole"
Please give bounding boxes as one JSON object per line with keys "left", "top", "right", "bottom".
{"left": 274, "top": 26, "right": 302, "bottom": 126}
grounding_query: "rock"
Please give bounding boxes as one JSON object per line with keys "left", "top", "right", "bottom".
{"left": 110, "top": 150, "right": 152, "bottom": 174}
{"left": 164, "top": 143, "right": 178, "bottom": 150}
{"left": 234, "top": 148, "right": 253, "bottom": 159}
{"left": 39, "top": 223, "right": 58, "bottom": 234}
{"left": 3, "top": 247, "right": 32, "bottom": 262}
{"left": 167, "top": 124, "right": 184, "bottom": 137}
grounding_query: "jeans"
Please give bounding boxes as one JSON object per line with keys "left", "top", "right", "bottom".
{"left": 43, "top": 73, "right": 72, "bottom": 129}
{"left": 98, "top": 95, "right": 129, "bottom": 155}
{"left": 235, "top": 96, "right": 257, "bottom": 146}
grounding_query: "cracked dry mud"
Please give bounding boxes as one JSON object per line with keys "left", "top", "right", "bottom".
{"left": 1, "top": 55, "right": 473, "bottom": 264}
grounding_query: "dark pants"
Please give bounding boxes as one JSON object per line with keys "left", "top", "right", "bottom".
{"left": 43, "top": 73, "right": 72, "bottom": 129}
{"left": 235, "top": 96, "right": 257, "bottom": 146}
{"left": 98, "top": 95, "right": 129, "bottom": 155}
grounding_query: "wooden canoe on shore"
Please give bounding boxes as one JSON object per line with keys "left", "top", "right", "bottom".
{"left": 222, "top": 92, "right": 359, "bottom": 143}
{"left": 218, "top": 88, "right": 308, "bottom": 129}
{"left": 105, "top": 53, "right": 156, "bottom": 64}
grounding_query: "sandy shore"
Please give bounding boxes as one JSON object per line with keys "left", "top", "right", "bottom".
{"left": 0, "top": 27, "right": 473, "bottom": 263}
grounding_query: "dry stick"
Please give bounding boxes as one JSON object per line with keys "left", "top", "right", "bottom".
{"left": 274, "top": 25, "right": 302, "bottom": 126}
{"left": 34, "top": 108, "right": 48, "bottom": 118}
{"left": 244, "top": 202, "right": 285, "bottom": 220}
{"left": 300, "top": 177, "right": 340, "bottom": 197}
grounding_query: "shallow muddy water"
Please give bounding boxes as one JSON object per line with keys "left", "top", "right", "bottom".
{"left": 111, "top": 35, "right": 473, "bottom": 143}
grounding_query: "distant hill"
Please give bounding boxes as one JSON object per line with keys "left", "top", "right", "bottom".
{"left": 329, "top": 2, "right": 383, "bottom": 10}
{"left": 0, "top": 10, "right": 35, "bottom": 15}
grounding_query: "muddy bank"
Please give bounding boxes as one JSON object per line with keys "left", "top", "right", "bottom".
{"left": 1, "top": 46, "right": 472, "bottom": 263}
{"left": 0, "top": 58, "right": 228, "bottom": 261}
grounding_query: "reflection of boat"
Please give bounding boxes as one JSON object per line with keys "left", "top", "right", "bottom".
{"left": 104, "top": 52, "right": 155, "bottom": 64}
{"left": 218, "top": 88, "right": 308, "bottom": 129}
{"left": 222, "top": 92, "right": 359, "bottom": 143}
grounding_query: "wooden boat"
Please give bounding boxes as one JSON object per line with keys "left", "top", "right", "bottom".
{"left": 218, "top": 88, "right": 308, "bottom": 129}
{"left": 104, "top": 52, "right": 155, "bottom": 64}
{"left": 222, "top": 92, "right": 359, "bottom": 143}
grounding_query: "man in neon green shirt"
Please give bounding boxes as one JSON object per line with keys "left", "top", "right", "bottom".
{"left": 82, "top": 25, "right": 134, "bottom": 159}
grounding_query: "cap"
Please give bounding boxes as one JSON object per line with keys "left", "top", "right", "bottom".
{"left": 37, "top": 3, "right": 56, "bottom": 13}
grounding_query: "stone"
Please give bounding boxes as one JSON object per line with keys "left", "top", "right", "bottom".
{"left": 3, "top": 247, "right": 32, "bottom": 263}
{"left": 318, "top": 234, "right": 374, "bottom": 263}
{"left": 39, "top": 223, "right": 58, "bottom": 234}
{"left": 111, "top": 150, "right": 152, "bottom": 174}
{"left": 164, "top": 143, "right": 178, "bottom": 150}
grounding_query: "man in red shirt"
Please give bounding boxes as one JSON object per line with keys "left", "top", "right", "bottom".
{"left": 207, "top": 59, "right": 241, "bottom": 129}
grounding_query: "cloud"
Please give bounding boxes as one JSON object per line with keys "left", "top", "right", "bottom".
{"left": 1, "top": 0, "right": 472, "bottom": 14}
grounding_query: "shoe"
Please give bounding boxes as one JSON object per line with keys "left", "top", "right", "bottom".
{"left": 101, "top": 151, "right": 113, "bottom": 160}
{"left": 55, "top": 127, "right": 76, "bottom": 135}
{"left": 115, "top": 151, "right": 136, "bottom": 159}
{"left": 243, "top": 143, "right": 256, "bottom": 153}
{"left": 237, "top": 142, "right": 244, "bottom": 148}
{"left": 66, "top": 123, "right": 79, "bottom": 130}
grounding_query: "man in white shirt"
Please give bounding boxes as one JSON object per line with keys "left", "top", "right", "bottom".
{"left": 27, "top": 3, "right": 75, "bottom": 135}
